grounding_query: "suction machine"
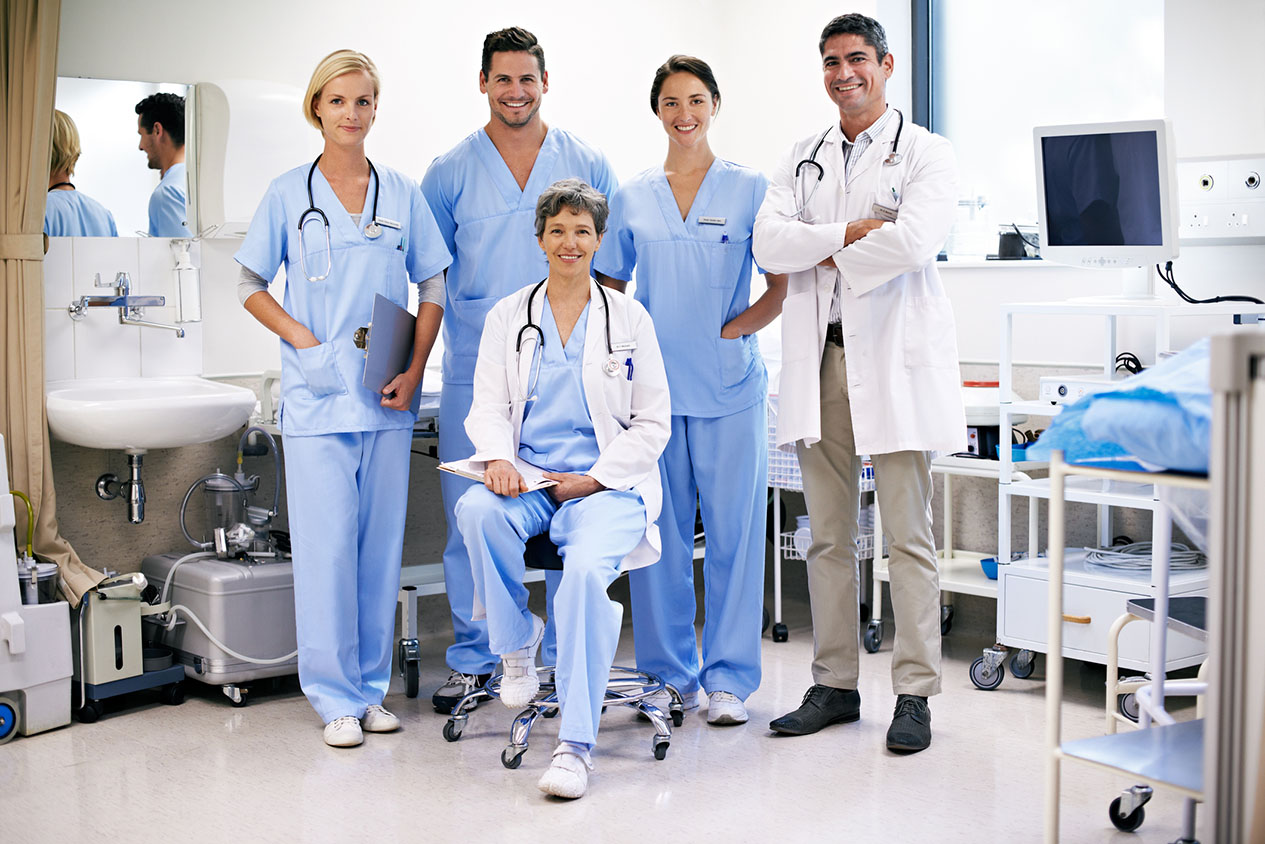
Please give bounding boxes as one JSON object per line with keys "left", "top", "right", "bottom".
{"left": 141, "top": 426, "right": 299, "bottom": 707}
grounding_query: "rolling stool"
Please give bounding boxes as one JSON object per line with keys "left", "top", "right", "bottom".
{"left": 441, "top": 533, "right": 684, "bottom": 768}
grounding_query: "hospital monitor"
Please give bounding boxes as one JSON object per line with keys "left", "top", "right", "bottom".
{"left": 1034, "top": 119, "right": 1179, "bottom": 297}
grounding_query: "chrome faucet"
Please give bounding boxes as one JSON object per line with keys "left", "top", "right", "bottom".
{"left": 68, "top": 272, "right": 185, "bottom": 338}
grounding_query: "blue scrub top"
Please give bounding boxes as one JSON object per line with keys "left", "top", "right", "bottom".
{"left": 235, "top": 161, "right": 452, "bottom": 437}
{"left": 44, "top": 189, "right": 118, "bottom": 237}
{"left": 594, "top": 159, "right": 768, "bottom": 417}
{"left": 421, "top": 127, "right": 617, "bottom": 386}
{"left": 518, "top": 296, "right": 601, "bottom": 474}
{"left": 148, "top": 161, "right": 191, "bottom": 237}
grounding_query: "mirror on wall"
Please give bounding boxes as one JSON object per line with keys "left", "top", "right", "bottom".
{"left": 51, "top": 77, "right": 195, "bottom": 238}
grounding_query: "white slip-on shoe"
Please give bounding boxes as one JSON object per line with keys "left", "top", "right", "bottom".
{"left": 498, "top": 614, "right": 546, "bottom": 709}
{"left": 361, "top": 704, "right": 400, "bottom": 733}
{"left": 537, "top": 744, "right": 594, "bottom": 799}
{"left": 706, "top": 691, "right": 749, "bottom": 725}
{"left": 323, "top": 715, "right": 363, "bottom": 747}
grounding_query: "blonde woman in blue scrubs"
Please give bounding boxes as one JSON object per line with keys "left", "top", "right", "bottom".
{"left": 235, "top": 50, "right": 451, "bottom": 747}
{"left": 595, "top": 56, "right": 787, "bottom": 726}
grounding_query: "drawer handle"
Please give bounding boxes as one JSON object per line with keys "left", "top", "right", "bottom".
{"left": 1062, "top": 614, "right": 1092, "bottom": 625}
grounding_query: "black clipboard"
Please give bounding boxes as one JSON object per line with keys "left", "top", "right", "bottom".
{"left": 361, "top": 294, "right": 421, "bottom": 414}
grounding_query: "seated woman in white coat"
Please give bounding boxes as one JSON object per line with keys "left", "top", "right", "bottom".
{"left": 454, "top": 179, "right": 671, "bottom": 800}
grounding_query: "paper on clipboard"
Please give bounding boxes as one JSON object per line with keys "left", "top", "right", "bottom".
{"left": 438, "top": 457, "right": 559, "bottom": 492}
{"left": 361, "top": 293, "right": 421, "bottom": 414}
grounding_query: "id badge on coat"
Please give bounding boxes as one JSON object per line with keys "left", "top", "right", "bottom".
{"left": 871, "top": 202, "right": 899, "bottom": 222}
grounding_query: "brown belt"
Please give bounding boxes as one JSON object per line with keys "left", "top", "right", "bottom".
{"left": 825, "top": 322, "right": 845, "bottom": 347}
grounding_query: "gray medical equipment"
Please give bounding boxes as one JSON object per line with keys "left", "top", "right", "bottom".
{"left": 141, "top": 426, "right": 297, "bottom": 706}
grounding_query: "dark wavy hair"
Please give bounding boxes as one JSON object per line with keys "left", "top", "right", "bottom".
{"left": 481, "top": 26, "right": 546, "bottom": 78}
{"left": 819, "top": 13, "right": 888, "bottom": 59}
{"left": 135, "top": 92, "right": 185, "bottom": 146}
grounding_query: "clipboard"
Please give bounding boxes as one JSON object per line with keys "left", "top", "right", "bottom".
{"left": 360, "top": 293, "right": 421, "bottom": 414}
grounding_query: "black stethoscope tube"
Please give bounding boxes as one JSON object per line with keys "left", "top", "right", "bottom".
{"left": 299, "top": 154, "right": 381, "bottom": 234}
{"left": 796, "top": 107, "right": 904, "bottom": 188}
{"left": 516, "top": 278, "right": 614, "bottom": 357}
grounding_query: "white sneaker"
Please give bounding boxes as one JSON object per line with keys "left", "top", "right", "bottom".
{"left": 498, "top": 614, "right": 545, "bottom": 709}
{"left": 361, "top": 704, "right": 400, "bottom": 733}
{"left": 323, "top": 715, "right": 363, "bottom": 747}
{"left": 537, "top": 744, "right": 593, "bottom": 799}
{"left": 706, "top": 691, "right": 749, "bottom": 725}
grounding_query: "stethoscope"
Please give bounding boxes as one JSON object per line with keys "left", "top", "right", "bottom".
{"left": 515, "top": 278, "right": 624, "bottom": 401}
{"left": 791, "top": 108, "right": 904, "bottom": 220}
{"left": 297, "top": 155, "right": 400, "bottom": 282}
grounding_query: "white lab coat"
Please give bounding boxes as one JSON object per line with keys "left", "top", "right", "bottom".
{"left": 753, "top": 116, "right": 966, "bottom": 455}
{"left": 464, "top": 279, "right": 672, "bottom": 572}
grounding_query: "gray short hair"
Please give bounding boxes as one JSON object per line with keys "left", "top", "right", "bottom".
{"left": 534, "top": 178, "right": 609, "bottom": 238}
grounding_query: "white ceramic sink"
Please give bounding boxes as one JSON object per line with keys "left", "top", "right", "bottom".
{"left": 46, "top": 377, "right": 256, "bottom": 451}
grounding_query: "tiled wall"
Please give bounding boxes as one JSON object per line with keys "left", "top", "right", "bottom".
{"left": 43, "top": 236, "right": 203, "bottom": 382}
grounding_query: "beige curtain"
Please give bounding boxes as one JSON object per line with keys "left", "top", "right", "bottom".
{"left": 1, "top": 0, "right": 101, "bottom": 604}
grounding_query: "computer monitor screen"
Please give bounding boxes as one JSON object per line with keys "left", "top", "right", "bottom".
{"left": 1034, "top": 119, "right": 1178, "bottom": 274}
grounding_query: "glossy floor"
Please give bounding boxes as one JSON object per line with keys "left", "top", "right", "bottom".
{"left": 3, "top": 605, "right": 1200, "bottom": 843}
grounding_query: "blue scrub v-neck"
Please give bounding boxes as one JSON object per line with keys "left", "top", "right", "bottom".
{"left": 518, "top": 295, "right": 600, "bottom": 474}
{"left": 473, "top": 128, "right": 564, "bottom": 211}
{"left": 649, "top": 158, "right": 723, "bottom": 238}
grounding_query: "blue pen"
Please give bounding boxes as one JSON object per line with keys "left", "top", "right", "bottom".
{"left": 625, "top": 357, "right": 634, "bottom": 381}
{"left": 721, "top": 233, "right": 729, "bottom": 243}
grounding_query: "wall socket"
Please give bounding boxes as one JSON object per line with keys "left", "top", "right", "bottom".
{"left": 1178, "top": 155, "right": 1265, "bottom": 245}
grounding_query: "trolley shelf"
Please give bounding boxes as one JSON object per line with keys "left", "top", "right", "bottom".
{"left": 1002, "top": 400, "right": 1065, "bottom": 418}
{"left": 875, "top": 550, "right": 998, "bottom": 598}
{"left": 1007, "top": 475, "right": 1161, "bottom": 508}
{"left": 1059, "top": 718, "right": 1203, "bottom": 798}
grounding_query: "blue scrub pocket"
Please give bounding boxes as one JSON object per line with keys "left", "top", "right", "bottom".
{"left": 709, "top": 238, "right": 751, "bottom": 288}
{"left": 717, "top": 335, "right": 754, "bottom": 388}
{"left": 296, "top": 341, "right": 348, "bottom": 398}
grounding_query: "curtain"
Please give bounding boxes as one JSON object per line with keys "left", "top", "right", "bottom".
{"left": 1, "top": 0, "right": 101, "bottom": 604}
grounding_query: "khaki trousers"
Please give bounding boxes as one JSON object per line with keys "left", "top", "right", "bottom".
{"left": 796, "top": 344, "right": 943, "bottom": 697}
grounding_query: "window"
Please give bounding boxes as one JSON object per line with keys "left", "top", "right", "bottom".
{"left": 919, "top": 0, "right": 1164, "bottom": 255}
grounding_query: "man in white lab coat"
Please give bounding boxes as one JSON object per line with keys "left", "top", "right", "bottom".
{"left": 752, "top": 13, "right": 965, "bottom": 754}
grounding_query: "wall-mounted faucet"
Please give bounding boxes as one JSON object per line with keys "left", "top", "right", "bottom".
{"left": 68, "top": 272, "right": 185, "bottom": 338}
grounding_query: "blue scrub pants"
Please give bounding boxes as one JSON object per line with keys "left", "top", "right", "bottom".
{"left": 439, "top": 382, "right": 558, "bottom": 674}
{"left": 282, "top": 428, "right": 411, "bottom": 724}
{"left": 455, "top": 485, "right": 645, "bottom": 746}
{"left": 629, "top": 403, "right": 767, "bottom": 699}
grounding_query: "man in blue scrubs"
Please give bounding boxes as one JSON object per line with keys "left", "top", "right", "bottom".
{"left": 136, "top": 93, "right": 192, "bottom": 237}
{"left": 421, "top": 26, "right": 618, "bottom": 713}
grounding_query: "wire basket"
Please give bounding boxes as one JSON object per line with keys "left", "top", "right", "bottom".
{"left": 779, "top": 529, "right": 882, "bottom": 562}
{"left": 768, "top": 395, "right": 874, "bottom": 493}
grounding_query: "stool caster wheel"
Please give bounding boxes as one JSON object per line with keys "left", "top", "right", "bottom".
{"left": 502, "top": 746, "right": 526, "bottom": 769}
{"left": 772, "top": 623, "right": 788, "bottom": 643}
{"left": 762, "top": 606, "right": 770, "bottom": 633}
{"left": 671, "top": 710, "right": 684, "bottom": 728}
{"left": 542, "top": 708, "right": 558, "bottom": 719}
{"left": 442, "top": 719, "right": 463, "bottom": 742}
{"left": 653, "top": 739, "right": 670, "bottom": 761}
{"left": 403, "top": 661, "right": 419, "bottom": 699}
{"left": 940, "top": 605, "right": 954, "bottom": 636}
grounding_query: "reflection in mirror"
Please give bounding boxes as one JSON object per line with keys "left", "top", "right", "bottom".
{"left": 52, "top": 77, "right": 192, "bottom": 237}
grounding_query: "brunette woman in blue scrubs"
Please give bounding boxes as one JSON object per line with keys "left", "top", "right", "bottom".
{"left": 595, "top": 56, "right": 787, "bottom": 726}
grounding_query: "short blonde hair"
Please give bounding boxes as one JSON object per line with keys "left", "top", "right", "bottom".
{"left": 303, "top": 49, "right": 381, "bottom": 130}
{"left": 50, "top": 109, "right": 81, "bottom": 177}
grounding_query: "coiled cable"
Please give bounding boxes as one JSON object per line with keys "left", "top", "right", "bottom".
{"left": 1085, "top": 541, "right": 1206, "bottom": 573}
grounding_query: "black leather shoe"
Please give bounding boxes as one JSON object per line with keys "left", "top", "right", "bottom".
{"left": 768, "top": 685, "right": 860, "bottom": 735}
{"left": 886, "top": 694, "right": 932, "bottom": 753}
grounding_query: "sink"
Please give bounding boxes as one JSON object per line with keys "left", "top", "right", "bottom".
{"left": 46, "top": 377, "right": 257, "bottom": 451}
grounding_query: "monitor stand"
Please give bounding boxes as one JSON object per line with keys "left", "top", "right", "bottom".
{"left": 1118, "top": 265, "right": 1159, "bottom": 300}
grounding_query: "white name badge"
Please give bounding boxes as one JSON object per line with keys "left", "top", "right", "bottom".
{"left": 611, "top": 340, "right": 637, "bottom": 352}
{"left": 698, "top": 216, "right": 727, "bottom": 225}
{"left": 374, "top": 216, "right": 403, "bottom": 230}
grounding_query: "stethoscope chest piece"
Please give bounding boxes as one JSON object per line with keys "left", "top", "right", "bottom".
{"left": 364, "top": 222, "right": 382, "bottom": 239}
{"left": 603, "top": 356, "right": 621, "bottom": 377}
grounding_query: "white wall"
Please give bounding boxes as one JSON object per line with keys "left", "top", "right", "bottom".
{"left": 54, "top": 0, "right": 1265, "bottom": 379}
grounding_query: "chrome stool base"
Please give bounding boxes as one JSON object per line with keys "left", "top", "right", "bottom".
{"left": 442, "top": 665, "right": 682, "bottom": 768}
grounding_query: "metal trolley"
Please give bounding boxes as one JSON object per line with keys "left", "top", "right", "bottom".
{"left": 767, "top": 396, "right": 878, "bottom": 643}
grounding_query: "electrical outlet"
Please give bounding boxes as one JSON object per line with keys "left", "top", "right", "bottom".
{"left": 1178, "top": 155, "right": 1265, "bottom": 245}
